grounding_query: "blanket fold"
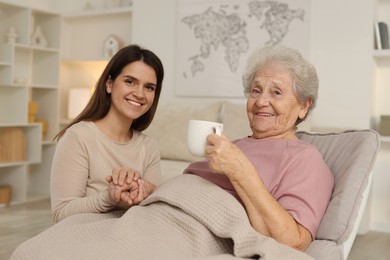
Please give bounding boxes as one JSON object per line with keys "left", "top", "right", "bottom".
{"left": 11, "top": 174, "right": 313, "bottom": 260}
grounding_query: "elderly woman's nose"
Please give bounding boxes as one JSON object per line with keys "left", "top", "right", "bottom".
{"left": 255, "top": 93, "right": 270, "bottom": 106}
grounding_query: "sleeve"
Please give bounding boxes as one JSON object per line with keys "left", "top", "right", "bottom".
{"left": 274, "top": 146, "right": 334, "bottom": 238}
{"left": 141, "top": 135, "right": 161, "bottom": 186}
{"left": 50, "top": 129, "right": 117, "bottom": 223}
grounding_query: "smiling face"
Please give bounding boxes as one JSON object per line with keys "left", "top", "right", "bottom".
{"left": 246, "top": 63, "right": 311, "bottom": 140}
{"left": 105, "top": 61, "right": 157, "bottom": 124}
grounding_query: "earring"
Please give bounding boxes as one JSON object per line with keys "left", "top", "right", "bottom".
{"left": 106, "top": 88, "right": 111, "bottom": 94}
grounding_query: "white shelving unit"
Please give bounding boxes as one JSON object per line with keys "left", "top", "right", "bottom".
{"left": 0, "top": 1, "right": 60, "bottom": 204}
{"left": 370, "top": 0, "right": 390, "bottom": 233}
{"left": 59, "top": 3, "right": 132, "bottom": 124}
{"left": 373, "top": 0, "right": 390, "bottom": 129}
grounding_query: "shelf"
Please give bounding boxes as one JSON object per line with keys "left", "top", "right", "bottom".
{"left": 0, "top": 161, "right": 30, "bottom": 167}
{"left": 63, "top": 7, "right": 132, "bottom": 19}
{"left": 0, "top": 124, "right": 42, "bottom": 165}
{"left": 373, "top": 49, "right": 390, "bottom": 61}
{"left": 31, "top": 49, "right": 60, "bottom": 86}
{"left": 0, "top": 86, "right": 28, "bottom": 124}
{"left": 31, "top": 9, "right": 61, "bottom": 49}
{"left": 31, "top": 88, "right": 59, "bottom": 142}
{"left": 0, "top": 165, "right": 28, "bottom": 203}
{"left": 380, "top": 135, "right": 390, "bottom": 142}
{"left": 0, "top": 44, "right": 13, "bottom": 63}
{"left": 0, "top": 1, "right": 60, "bottom": 205}
{"left": 0, "top": 2, "right": 30, "bottom": 45}
{"left": 0, "top": 64, "right": 12, "bottom": 85}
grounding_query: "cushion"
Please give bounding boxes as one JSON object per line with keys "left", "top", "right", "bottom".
{"left": 144, "top": 102, "right": 222, "bottom": 162}
{"left": 220, "top": 101, "right": 252, "bottom": 141}
{"left": 298, "top": 130, "right": 380, "bottom": 259}
{"left": 304, "top": 240, "right": 342, "bottom": 260}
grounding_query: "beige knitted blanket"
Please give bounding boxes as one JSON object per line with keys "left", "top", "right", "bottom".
{"left": 11, "top": 174, "right": 313, "bottom": 260}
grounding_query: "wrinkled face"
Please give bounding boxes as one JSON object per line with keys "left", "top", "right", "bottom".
{"left": 246, "top": 63, "right": 310, "bottom": 139}
{"left": 106, "top": 61, "right": 157, "bottom": 123}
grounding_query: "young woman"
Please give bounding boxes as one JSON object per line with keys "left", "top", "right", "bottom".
{"left": 50, "top": 44, "right": 164, "bottom": 223}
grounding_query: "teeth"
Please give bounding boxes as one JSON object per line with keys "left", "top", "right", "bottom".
{"left": 257, "top": 113, "right": 272, "bottom": 117}
{"left": 128, "top": 100, "right": 141, "bottom": 107}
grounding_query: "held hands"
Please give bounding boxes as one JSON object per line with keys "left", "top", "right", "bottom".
{"left": 105, "top": 167, "right": 153, "bottom": 207}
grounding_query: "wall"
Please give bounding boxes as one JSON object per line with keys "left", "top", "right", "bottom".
{"left": 132, "top": 0, "right": 375, "bottom": 128}
{"left": 309, "top": 0, "right": 374, "bottom": 130}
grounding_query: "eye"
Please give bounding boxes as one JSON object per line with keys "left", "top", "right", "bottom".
{"left": 249, "top": 87, "right": 261, "bottom": 97}
{"left": 145, "top": 84, "right": 156, "bottom": 92}
{"left": 272, "top": 89, "right": 282, "bottom": 95}
{"left": 125, "top": 79, "right": 136, "bottom": 86}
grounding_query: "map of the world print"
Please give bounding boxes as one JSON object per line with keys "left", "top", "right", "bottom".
{"left": 176, "top": 0, "right": 310, "bottom": 97}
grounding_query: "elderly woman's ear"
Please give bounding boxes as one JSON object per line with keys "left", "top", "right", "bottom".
{"left": 298, "top": 100, "right": 313, "bottom": 120}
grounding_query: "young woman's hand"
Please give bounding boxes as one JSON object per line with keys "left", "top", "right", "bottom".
{"left": 105, "top": 167, "right": 141, "bottom": 206}
{"left": 105, "top": 166, "right": 156, "bottom": 206}
{"left": 106, "top": 166, "right": 141, "bottom": 186}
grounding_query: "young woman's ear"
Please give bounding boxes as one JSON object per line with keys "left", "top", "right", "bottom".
{"left": 106, "top": 78, "right": 113, "bottom": 94}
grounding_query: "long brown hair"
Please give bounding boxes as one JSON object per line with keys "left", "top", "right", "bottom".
{"left": 54, "top": 44, "right": 164, "bottom": 141}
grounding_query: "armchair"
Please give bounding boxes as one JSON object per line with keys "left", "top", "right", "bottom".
{"left": 298, "top": 130, "right": 380, "bottom": 260}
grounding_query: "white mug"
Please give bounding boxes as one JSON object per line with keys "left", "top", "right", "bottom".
{"left": 187, "top": 120, "right": 223, "bottom": 157}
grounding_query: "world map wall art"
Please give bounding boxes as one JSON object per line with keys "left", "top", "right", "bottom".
{"left": 176, "top": 0, "right": 310, "bottom": 97}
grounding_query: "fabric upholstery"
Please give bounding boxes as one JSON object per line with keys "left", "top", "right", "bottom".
{"left": 298, "top": 130, "right": 380, "bottom": 259}
{"left": 144, "top": 102, "right": 222, "bottom": 162}
{"left": 220, "top": 102, "right": 252, "bottom": 141}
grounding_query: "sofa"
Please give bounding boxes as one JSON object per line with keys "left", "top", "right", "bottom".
{"left": 144, "top": 101, "right": 254, "bottom": 183}
{"left": 144, "top": 101, "right": 380, "bottom": 260}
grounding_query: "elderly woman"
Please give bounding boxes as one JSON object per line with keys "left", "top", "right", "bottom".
{"left": 184, "top": 45, "right": 334, "bottom": 251}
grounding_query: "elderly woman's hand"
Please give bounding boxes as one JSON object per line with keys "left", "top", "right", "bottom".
{"left": 205, "top": 134, "right": 250, "bottom": 180}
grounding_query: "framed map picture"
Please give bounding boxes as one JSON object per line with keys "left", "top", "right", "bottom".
{"left": 176, "top": 0, "right": 310, "bottom": 97}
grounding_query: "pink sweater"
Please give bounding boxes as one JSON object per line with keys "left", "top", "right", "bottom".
{"left": 184, "top": 137, "right": 334, "bottom": 237}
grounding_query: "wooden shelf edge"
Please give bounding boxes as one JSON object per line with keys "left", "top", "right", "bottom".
{"left": 380, "top": 135, "right": 390, "bottom": 142}
{"left": 63, "top": 6, "right": 132, "bottom": 19}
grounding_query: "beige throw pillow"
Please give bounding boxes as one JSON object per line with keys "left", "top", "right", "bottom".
{"left": 144, "top": 102, "right": 222, "bottom": 162}
{"left": 221, "top": 102, "right": 252, "bottom": 141}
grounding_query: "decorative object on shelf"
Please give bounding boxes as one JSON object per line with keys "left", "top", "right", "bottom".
{"left": 28, "top": 101, "right": 48, "bottom": 139}
{"left": 6, "top": 26, "right": 18, "bottom": 44}
{"left": 31, "top": 25, "right": 48, "bottom": 47}
{"left": 375, "top": 21, "right": 389, "bottom": 50}
{"left": 28, "top": 101, "right": 39, "bottom": 123}
{"left": 105, "top": 0, "right": 122, "bottom": 8}
{"left": 67, "top": 88, "right": 91, "bottom": 119}
{"left": 37, "top": 120, "right": 48, "bottom": 139}
{"left": 13, "top": 77, "right": 27, "bottom": 85}
{"left": 0, "top": 127, "right": 26, "bottom": 163}
{"left": 0, "top": 185, "right": 12, "bottom": 206}
{"left": 103, "top": 35, "right": 122, "bottom": 58}
{"left": 379, "top": 115, "right": 390, "bottom": 135}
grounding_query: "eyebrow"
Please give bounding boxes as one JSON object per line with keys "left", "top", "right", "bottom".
{"left": 123, "top": 75, "right": 157, "bottom": 87}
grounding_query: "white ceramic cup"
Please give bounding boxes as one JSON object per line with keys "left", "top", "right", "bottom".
{"left": 187, "top": 120, "right": 223, "bottom": 157}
